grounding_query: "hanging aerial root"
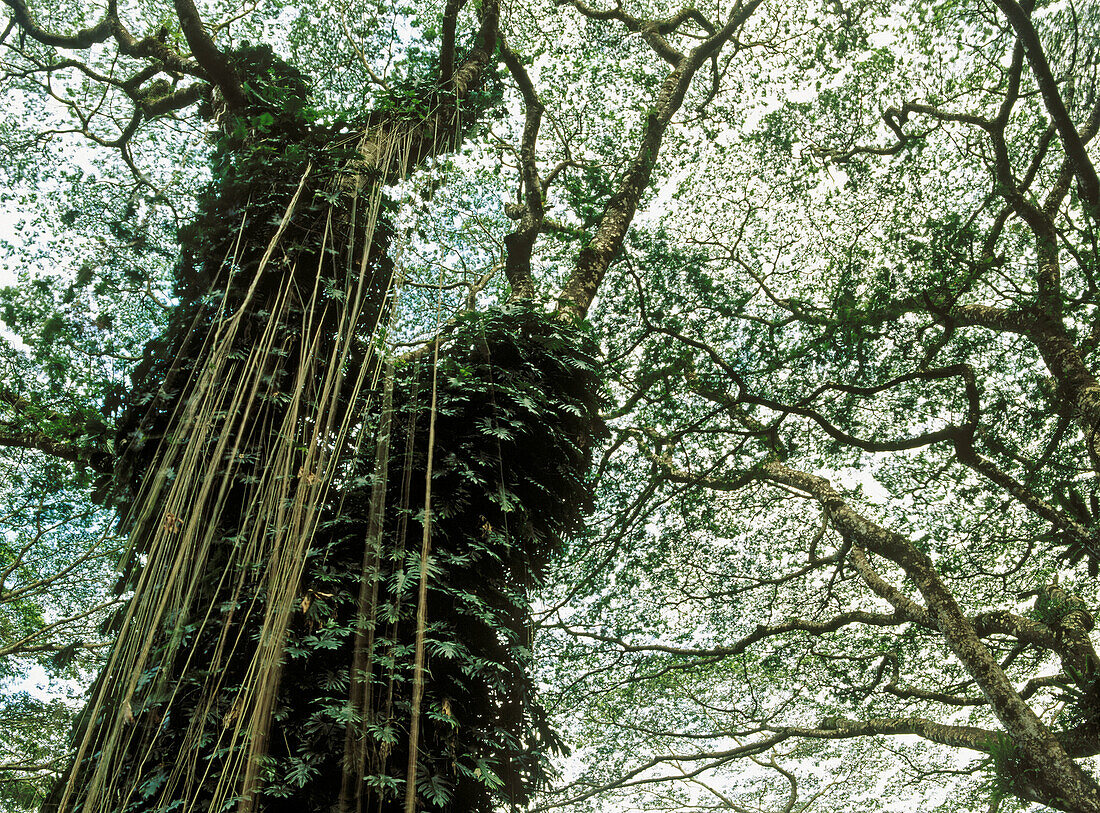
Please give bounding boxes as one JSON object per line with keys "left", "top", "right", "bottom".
{"left": 50, "top": 72, "right": 606, "bottom": 813}
{"left": 338, "top": 359, "right": 394, "bottom": 813}
{"left": 403, "top": 328, "right": 442, "bottom": 813}
{"left": 291, "top": 304, "right": 607, "bottom": 812}
{"left": 51, "top": 125, "right": 418, "bottom": 813}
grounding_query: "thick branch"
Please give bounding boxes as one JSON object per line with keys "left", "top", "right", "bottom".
{"left": 1, "top": 0, "right": 111, "bottom": 48}
{"left": 810, "top": 715, "right": 1000, "bottom": 752}
{"left": 437, "top": 0, "right": 466, "bottom": 87}
{"left": 991, "top": 0, "right": 1100, "bottom": 213}
{"left": 171, "top": 0, "right": 244, "bottom": 109}
{"left": 448, "top": 0, "right": 498, "bottom": 96}
{"left": 499, "top": 37, "right": 543, "bottom": 300}
{"left": 556, "top": 0, "right": 765, "bottom": 319}
{"left": 139, "top": 81, "right": 207, "bottom": 118}
{"left": 0, "top": 432, "right": 104, "bottom": 468}
{"left": 760, "top": 460, "right": 1100, "bottom": 813}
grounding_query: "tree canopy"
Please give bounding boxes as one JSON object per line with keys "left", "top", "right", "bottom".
{"left": 0, "top": 0, "right": 1099, "bottom": 811}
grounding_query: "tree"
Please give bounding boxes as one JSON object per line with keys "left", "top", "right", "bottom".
{"left": 531, "top": 2, "right": 1100, "bottom": 812}
{"left": 0, "top": 0, "right": 1098, "bottom": 812}
{"left": 0, "top": 0, "right": 766, "bottom": 810}
{"left": 0, "top": 461, "right": 120, "bottom": 811}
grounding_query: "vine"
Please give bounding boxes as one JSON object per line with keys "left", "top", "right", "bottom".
{"left": 48, "top": 44, "right": 604, "bottom": 813}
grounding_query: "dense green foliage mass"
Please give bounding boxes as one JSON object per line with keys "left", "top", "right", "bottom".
{"left": 48, "top": 41, "right": 604, "bottom": 813}
{"left": 74, "top": 305, "right": 604, "bottom": 812}
{"left": 112, "top": 44, "right": 391, "bottom": 522}
{"left": 266, "top": 304, "right": 604, "bottom": 810}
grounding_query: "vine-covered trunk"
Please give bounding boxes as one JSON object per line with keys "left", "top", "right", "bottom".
{"left": 46, "top": 46, "right": 604, "bottom": 813}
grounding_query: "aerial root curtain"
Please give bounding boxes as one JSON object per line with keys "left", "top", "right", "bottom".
{"left": 46, "top": 49, "right": 605, "bottom": 813}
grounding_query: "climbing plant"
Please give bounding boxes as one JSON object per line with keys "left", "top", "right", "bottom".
{"left": 264, "top": 304, "right": 604, "bottom": 810}
{"left": 42, "top": 33, "right": 604, "bottom": 813}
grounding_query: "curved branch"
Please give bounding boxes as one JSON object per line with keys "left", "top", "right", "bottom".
{"left": 1, "top": 0, "right": 111, "bottom": 48}
{"left": 554, "top": 607, "right": 915, "bottom": 660}
{"left": 499, "top": 37, "right": 543, "bottom": 300}
{"left": 531, "top": 734, "right": 793, "bottom": 812}
{"left": 990, "top": 0, "right": 1100, "bottom": 213}
{"left": 171, "top": 0, "right": 244, "bottom": 109}
{"left": 556, "top": 0, "right": 766, "bottom": 319}
{"left": 847, "top": 546, "right": 933, "bottom": 627}
{"left": 139, "top": 81, "right": 207, "bottom": 118}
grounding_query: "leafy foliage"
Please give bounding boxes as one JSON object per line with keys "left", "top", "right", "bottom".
{"left": 259, "top": 303, "right": 604, "bottom": 810}
{"left": 5, "top": 0, "right": 1100, "bottom": 811}
{"left": 49, "top": 41, "right": 604, "bottom": 812}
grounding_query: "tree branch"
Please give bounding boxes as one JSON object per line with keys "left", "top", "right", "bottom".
{"left": 760, "top": 459, "right": 1100, "bottom": 813}
{"left": 499, "top": 36, "right": 543, "bottom": 301}
{"left": 990, "top": 0, "right": 1100, "bottom": 213}
{"left": 556, "top": 0, "right": 765, "bottom": 319}
{"left": 171, "top": 0, "right": 244, "bottom": 110}
{"left": 1, "top": 0, "right": 112, "bottom": 48}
